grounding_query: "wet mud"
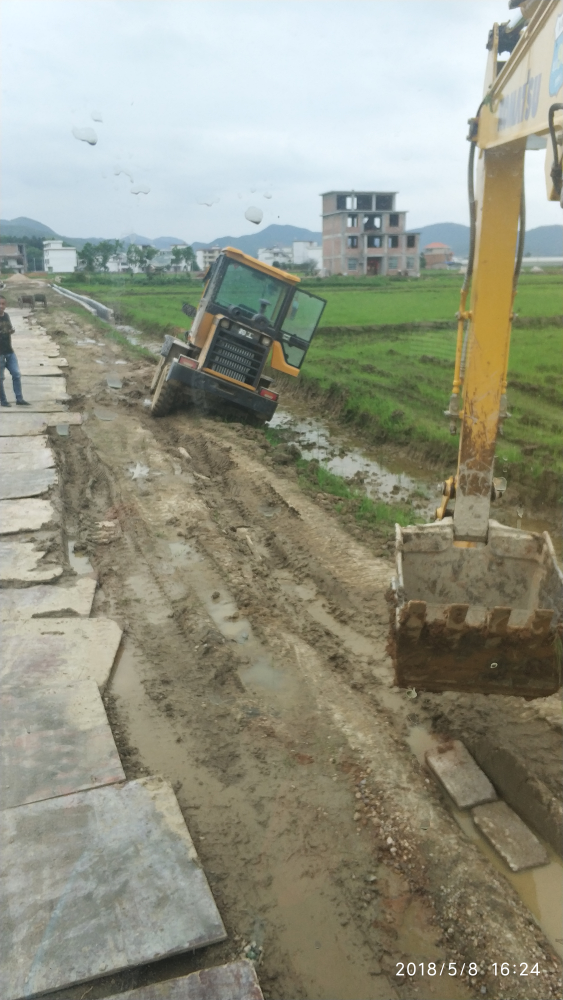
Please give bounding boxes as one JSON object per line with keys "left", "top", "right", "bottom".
{"left": 36, "top": 303, "right": 562, "bottom": 1000}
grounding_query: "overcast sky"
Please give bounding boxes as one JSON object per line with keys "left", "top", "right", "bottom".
{"left": 1, "top": 0, "right": 558, "bottom": 242}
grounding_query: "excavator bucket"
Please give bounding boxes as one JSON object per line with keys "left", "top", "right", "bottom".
{"left": 388, "top": 519, "right": 563, "bottom": 699}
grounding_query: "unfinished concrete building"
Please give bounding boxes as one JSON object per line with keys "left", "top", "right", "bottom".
{"left": 321, "top": 191, "right": 420, "bottom": 277}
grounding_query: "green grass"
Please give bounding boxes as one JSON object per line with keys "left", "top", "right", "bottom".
{"left": 66, "top": 270, "right": 561, "bottom": 337}
{"left": 298, "top": 322, "right": 562, "bottom": 486}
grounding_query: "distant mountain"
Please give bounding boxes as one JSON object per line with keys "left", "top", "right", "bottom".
{"left": 411, "top": 222, "right": 562, "bottom": 258}
{"left": 0, "top": 216, "right": 59, "bottom": 239}
{"left": 411, "top": 223, "right": 470, "bottom": 257}
{"left": 1, "top": 217, "right": 559, "bottom": 257}
{"left": 120, "top": 234, "right": 186, "bottom": 250}
{"left": 522, "top": 225, "right": 562, "bottom": 256}
{"left": 192, "top": 225, "right": 322, "bottom": 256}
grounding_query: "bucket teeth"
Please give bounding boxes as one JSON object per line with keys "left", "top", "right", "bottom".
{"left": 487, "top": 606, "right": 512, "bottom": 634}
{"left": 445, "top": 604, "right": 469, "bottom": 630}
{"left": 399, "top": 600, "right": 426, "bottom": 639}
{"left": 527, "top": 608, "right": 555, "bottom": 635}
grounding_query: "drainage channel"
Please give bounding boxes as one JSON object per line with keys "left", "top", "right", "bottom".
{"left": 269, "top": 408, "right": 560, "bottom": 549}
{"left": 407, "top": 727, "right": 563, "bottom": 961}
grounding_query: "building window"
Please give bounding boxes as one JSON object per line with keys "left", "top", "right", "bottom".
{"left": 336, "top": 195, "right": 347, "bottom": 210}
{"left": 347, "top": 214, "right": 358, "bottom": 228}
{"left": 347, "top": 236, "right": 358, "bottom": 248}
{"left": 389, "top": 235, "right": 399, "bottom": 248}
{"left": 367, "top": 235, "right": 382, "bottom": 248}
{"left": 347, "top": 258, "right": 358, "bottom": 270}
{"left": 363, "top": 215, "right": 381, "bottom": 231}
{"left": 356, "top": 194, "right": 372, "bottom": 210}
{"left": 389, "top": 213, "right": 400, "bottom": 228}
{"left": 388, "top": 256, "right": 399, "bottom": 269}
{"left": 407, "top": 234, "right": 416, "bottom": 248}
{"left": 376, "top": 194, "right": 393, "bottom": 210}
{"left": 346, "top": 196, "right": 357, "bottom": 210}
{"left": 406, "top": 256, "right": 416, "bottom": 269}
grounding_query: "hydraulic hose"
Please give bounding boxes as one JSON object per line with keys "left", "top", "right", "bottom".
{"left": 548, "top": 103, "right": 563, "bottom": 197}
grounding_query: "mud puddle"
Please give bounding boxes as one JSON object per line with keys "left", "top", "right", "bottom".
{"left": 408, "top": 727, "right": 563, "bottom": 960}
{"left": 270, "top": 408, "right": 560, "bottom": 548}
{"left": 270, "top": 409, "right": 436, "bottom": 517}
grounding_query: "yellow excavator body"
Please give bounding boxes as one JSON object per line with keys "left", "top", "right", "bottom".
{"left": 390, "top": 0, "right": 563, "bottom": 699}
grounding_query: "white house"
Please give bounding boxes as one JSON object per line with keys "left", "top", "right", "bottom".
{"left": 257, "top": 241, "right": 322, "bottom": 271}
{"left": 292, "top": 241, "right": 322, "bottom": 270}
{"left": 43, "top": 240, "right": 77, "bottom": 273}
{"left": 195, "top": 246, "right": 222, "bottom": 271}
{"left": 257, "top": 245, "right": 293, "bottom": 268}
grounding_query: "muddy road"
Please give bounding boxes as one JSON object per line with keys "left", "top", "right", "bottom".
{"left": 41, "top": 301, "right": 562, "bottom": 1000}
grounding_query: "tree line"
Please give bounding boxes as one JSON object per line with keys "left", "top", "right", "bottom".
{"left": 77, "top": 240, "right": 196, "bottom": 273}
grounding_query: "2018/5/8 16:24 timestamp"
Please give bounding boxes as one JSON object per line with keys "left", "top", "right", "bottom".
{"left": 395, "top": 962, "right": 542, "bottom": 977}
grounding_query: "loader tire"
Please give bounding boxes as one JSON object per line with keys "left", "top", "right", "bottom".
{"left": 150, "top": 363, "right": 179, "bottom": 417}
{"left": 149, "top": 356, "right": 165, "bottom": 394}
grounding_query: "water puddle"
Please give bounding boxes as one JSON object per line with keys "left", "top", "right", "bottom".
{"left": 168, "top": 541, "right": 202, "bottom": 564}
{"left": 239, "top": 656, "right": 287, "bottom": 692}
{"left": 407, "top": 726, "right": 563, "bottom": 959}
{"left": 94, "top": 408, "right": 117, "bottom": 422}
{"left": 67, "top": 540, "right": 94, "bottom": 576}
{"left": 270, "top": 409, "right": 435, "bottom": 516}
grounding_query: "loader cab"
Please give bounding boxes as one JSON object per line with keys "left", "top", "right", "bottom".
{"left": 151, "top": 247, "right": 326, "bottom": 423}
{"left": 193, "top": 248, "right": 325, "bottom": 376}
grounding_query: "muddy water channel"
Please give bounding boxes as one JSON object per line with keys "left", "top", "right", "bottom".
{"left": 269, "top": 408, "right": 560, "bottom": 551}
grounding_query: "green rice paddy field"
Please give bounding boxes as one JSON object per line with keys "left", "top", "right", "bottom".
{"left": 70, "top": 271, "right": 562, "bottom": 486}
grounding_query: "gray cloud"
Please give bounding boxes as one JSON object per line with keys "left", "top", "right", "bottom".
{"left": 1, "top": 0, "right": 556, "bottom": 241}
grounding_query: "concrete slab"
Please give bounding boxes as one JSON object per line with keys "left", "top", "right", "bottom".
{"left": 0, "top": 400, "right": 68, "bottom": 412}
{"left": 0, "top": 467, "right": 57, "bottom": 499}
{"left": 0, "top": 680, "right": 125, "bottom": 808}
{"left": 472, "top": 801, "right": 549, "bottom": 871}
{"left": 14, "top": 375, "right": 67, "bottom": 398}
{"left": 0, "top": 776, "right": 227, "bottom": 1000}
{"left": 0, "top": 539, "right": 62, "bottom": 584}
{"left": 0, "top": 436, "right": 50, "bottom": 453}
{"left": 0, "top": 410, "right": 81, "bottom": 426}
{"left": 1, "top": 617, "right": 122, "bottom": 689}
{"left": 426, "top": 740, "right": 497, "bottom": 809}
{"left": 18, "top": 364, "right": 68, "bottom": 375}
{"left": 0, "top": 414, "right": 47, "bottom": 436}
{"left": 0, "top": 577, "right": 96, "bottom": 619}
{"left": 106, "top": 962, "right": 264, "bottom": 1000}
{"left": 0, "top": 499, "right": 57, "bottom": 534}
{"left": 2, "top": 448, "right": 55, "bottom": 471}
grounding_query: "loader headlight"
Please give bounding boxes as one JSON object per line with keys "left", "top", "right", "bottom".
{"left": 260, "top": 335, "right": 271, "bottom": 346}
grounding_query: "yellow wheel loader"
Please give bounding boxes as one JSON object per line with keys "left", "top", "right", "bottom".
{"left": 389, "top": 0, "right": 563, "bottom": 699}
{"left": 150, "top": 247, "right": 326, "bottom": 422}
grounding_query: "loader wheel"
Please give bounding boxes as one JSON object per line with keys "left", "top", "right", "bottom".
{"left": 149, "top": 356, "right": 165, "bottom": 394}
{"left": 150, "top": 363, "right": 179, "bottom": 417}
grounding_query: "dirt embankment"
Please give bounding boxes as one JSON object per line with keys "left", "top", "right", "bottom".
{"left": 34, "top": 298, "right": 562, "bottom": 1000}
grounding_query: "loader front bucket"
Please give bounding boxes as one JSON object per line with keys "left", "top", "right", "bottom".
{"left": 389, "top": 519, "right": 563, "bottom": 699}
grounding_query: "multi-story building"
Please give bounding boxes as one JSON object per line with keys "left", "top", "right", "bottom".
{"left": 43, "top": 240, "right": 77, "bottom": 273}
{"left": 321, "top": 191, "right": 419, "bottom": 277}
{"left": 195, "top": 246, "right": 222, "bottom": 271}
{"left": 0, "top": 243, "right": 28, "bottom": 273}
{"left": 423, "top": 242, "right": 454, "bottom": 269}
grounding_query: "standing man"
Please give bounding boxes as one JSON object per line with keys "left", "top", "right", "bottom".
{"left": 0, "top": 296, "right": 30, "bottom": 407}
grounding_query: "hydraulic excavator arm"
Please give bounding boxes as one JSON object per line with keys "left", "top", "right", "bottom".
{"left": 389, "top": 0, "right": 563, "bottom": 699}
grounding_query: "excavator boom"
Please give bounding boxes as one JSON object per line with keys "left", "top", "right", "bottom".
{"left": 390, "top": 0, "right": 563, "bottom": 698}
